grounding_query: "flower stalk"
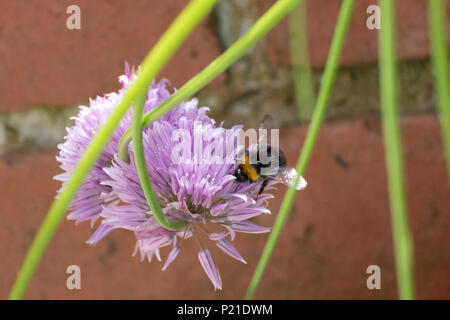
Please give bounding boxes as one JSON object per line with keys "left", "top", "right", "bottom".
{"left": 245, "top": 0, "right": 356, "bottom": 299}
{"left": 119, "top": 0, "right": 305, "bottom": 161}
{"left": 429, "top": 0, "right": 450, "bottom": 177}
{"left": 378, "top": 0, "right": 415, "bottom": 300}
{"left": 10, "top": 0, "right": 306, "bottom": 299}
{"left": 289, "top": 0, "right": 316, "bottom": 122}
{"left": 9, "top": 0, "right": 218, "bottom": 300}
{"left": 132, "top": 92, "right": 188, "bottom": 230}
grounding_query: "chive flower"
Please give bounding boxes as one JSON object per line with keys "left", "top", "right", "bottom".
{"left": 55, "top": 64, "right": 306, "bottom": 290}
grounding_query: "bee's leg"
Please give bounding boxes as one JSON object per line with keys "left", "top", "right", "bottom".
{"left": 256, "top": 180, "right": 268, "bottom": 200}
{"left": 233, "top": 181, "right": 240, "bottom": 193}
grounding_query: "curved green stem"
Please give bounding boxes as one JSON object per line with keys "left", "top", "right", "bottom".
{"left": 379, "top": 0, "right": 415, "bottom": 300}
{"left": 132, "top": 93, "right": 188, "bottom": 230}
{"left": 429, "top": 0, "right": 450, "bottom": 177}
{"left": 119, "top": 0, "right": 304, "bottom": 161}
{"left": 245, "top": 0, "right": 355, "bottom": 300}
{"left": 9, "top": 0, "right": 217, "bottom": 300}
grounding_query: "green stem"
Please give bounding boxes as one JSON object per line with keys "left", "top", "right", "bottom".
{"left": 8, "top": 0, "right": 217, "bottom": 300}
{"left": 245, "top": 0, "right": 355, "bottom": 300}
{"left": 379, "top": 0, "right": 415, "bottom": 300}
{"left": 132, "top": 93, "right": 188, "bottom": 230}
{"left": 429, "top": 0, "right": 450, "bottom": 177}
{"left": 119, "top": 0, "right": 304, "bottom": 161}
{"left": 289, "top": 0, "right": 316, "bottom": 122}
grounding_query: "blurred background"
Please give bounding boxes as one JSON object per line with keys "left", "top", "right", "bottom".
{"left": 1, "top": 0, "right": 449, "bottom": 299}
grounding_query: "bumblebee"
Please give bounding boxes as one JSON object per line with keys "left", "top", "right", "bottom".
{"left": 233, "top": 115, "right": 307, "bottom": 196}
{"left": 233, "top": 144, "right": 307, "bottom": 196}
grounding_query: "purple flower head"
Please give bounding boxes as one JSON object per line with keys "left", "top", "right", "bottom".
{"left": 56, "top": 64, "right": 307, "bottom": 290}
{"left": 55, "top": 63, "right": 208, "bottom": 226}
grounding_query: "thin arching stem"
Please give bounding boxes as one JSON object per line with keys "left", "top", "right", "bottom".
{"left": 245, "top": 0, "right": 356, "bottom": 299}
{"left": 379, "top": 0, "right": 415, "bottom": 300}
{"left": 118, "top": 0, "right": 304, "bottom": 161}
{"left": 289, "top": 0, "right": 316, "bottom": 121}
{"left": 8, "top": 0, "right": 218, "bottom": 300}
{"left": 132, "top": 92, "right": 188, "bottom": 230}
{"left": 429, "top": 0, "right": 450, "bottom": 177}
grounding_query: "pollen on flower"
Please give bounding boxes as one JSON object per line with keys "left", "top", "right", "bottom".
{"left": 55, "top": 63, "right": 306, "bottom": 290}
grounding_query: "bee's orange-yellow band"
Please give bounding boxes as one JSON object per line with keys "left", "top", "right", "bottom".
{"left": 242, "top": 155, "right": 260, "bottom": 181}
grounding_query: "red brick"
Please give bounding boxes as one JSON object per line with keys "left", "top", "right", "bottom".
{"left": 263, "top": 0, "right": 450, "bottom": 67}
{"left": 1, "top": 114, "right": 449, "bottom": 299}
{"left": 0, "top": 0, "right": 221, "bottom": 112}
{"left": 2, "top": 0, "right": 448, "bottom": 114}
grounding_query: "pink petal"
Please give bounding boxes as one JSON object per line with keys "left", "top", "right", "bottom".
{"left": 86, "top": 224, "right": 114, "bottom": 245}
{"left": 162, "top": 246, "right": 181, "bottom": 271}
{"left": 198, "top": 249, "right": 222, "bottom": 290}
{"left": 216, "top": 239, "right": 246, "bottom": 264}
{"left": 208, "top": 232, "right": 229, "bottom": 241}
{"left": 230, "top": 221, "right": 271, "bottom": 234}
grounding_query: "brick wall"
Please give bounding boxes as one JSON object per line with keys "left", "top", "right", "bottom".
{"left": 1, "top": 0, "right": 449, "bottom": 299}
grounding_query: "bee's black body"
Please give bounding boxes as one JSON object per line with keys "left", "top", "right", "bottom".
{"left": 233, "top": 145, "right": 287, "bottom": 195}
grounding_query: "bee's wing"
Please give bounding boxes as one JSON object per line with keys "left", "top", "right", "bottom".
{"left": 235, "top": 144, "right": 247, "bottom": 161}
{"left": 258, "top": 115, "right": 274, "bottom": 146}
{"left": 259, "top": 115, "right": 274, "bottom": 130}
{"left": 275, "top": 167, "right": 307, "bottom": 190}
